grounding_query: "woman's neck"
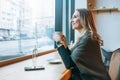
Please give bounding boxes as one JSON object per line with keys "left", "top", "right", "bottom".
{"left": 78, "top": 28, "right": 87, "bottom": 37}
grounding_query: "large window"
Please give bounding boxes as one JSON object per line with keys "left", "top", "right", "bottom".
{"left": 0, "top": 0, "right": 55, "bottom": 61}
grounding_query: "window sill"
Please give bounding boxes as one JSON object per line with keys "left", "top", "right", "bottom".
{"left": 0, "top": 49, "right": 57, "bottom": 67}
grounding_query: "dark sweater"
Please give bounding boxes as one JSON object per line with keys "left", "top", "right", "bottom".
{"left": 57, "top": 31, "right": 111, "bottom": 80}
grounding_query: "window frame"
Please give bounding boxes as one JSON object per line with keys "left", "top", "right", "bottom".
{"left": 0, "top": 0, "right": 75, "bottom": 66}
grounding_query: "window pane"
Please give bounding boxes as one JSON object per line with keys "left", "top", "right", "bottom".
{"left": 0, "top": 0, "right": 55, "bottom": 61}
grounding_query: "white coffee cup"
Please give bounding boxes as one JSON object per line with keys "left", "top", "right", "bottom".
{"left": 53, "top": 32, "right": 63, "bottom": 42}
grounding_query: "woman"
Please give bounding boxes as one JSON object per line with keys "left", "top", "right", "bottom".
{"left": 53, "top": 9, "right": 111, "bottom": 80}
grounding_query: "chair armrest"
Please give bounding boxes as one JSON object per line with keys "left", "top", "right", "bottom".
{"left": 60, "top": 69, "right": 71, "bottom": 80}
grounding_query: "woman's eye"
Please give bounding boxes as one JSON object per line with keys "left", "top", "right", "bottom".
{"left": 73, "top": 16, "right": 77, "bottom": 18}
{"left": 72, "top": 16, "right": 77, "bottom": 19}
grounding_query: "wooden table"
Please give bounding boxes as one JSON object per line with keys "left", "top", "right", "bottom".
{"left": 0, "top": 52, "right": 66, "bottom": 80}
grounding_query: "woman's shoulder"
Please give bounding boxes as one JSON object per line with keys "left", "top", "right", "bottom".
{"left": 80, "top": 31, "right": 98, "bottom": 44}
{"left": 76, "top": 31, "right": 91, "bottom": 45}
{"left": 81, "top": 31, "right": 91, "bottom": 40}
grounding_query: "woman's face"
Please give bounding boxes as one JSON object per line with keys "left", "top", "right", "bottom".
{"left": 71, "top": 10, "right": 82, "bottom": 30}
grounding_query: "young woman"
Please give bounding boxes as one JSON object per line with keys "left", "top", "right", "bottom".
{"left": 53, "top": 8, "right": 111, "bottom": 80}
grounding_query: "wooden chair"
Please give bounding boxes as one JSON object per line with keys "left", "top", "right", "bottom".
{"left": 109, "top": 48, "right": 120, "bottom": 80}
{"left": 60, "top": 69, "right": 71, "bottom": 80}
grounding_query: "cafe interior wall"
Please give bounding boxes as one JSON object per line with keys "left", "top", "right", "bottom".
{"left": 94, "top": 0, "right": 120, "bottom": 51}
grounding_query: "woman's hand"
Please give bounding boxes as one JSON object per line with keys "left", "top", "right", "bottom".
{"left": 53, "top": 32, "right": 68, "bottom": 48}
{"left": 60, "top": 35, "right": 68, "bottom": 48}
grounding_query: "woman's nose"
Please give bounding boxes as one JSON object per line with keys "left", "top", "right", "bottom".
{"left": 70, "top": 19, "right": 73, "bottom": 23}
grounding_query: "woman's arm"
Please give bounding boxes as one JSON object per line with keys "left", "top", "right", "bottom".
{"left": 57, "top": 45, "right": 75, "bottom": 69}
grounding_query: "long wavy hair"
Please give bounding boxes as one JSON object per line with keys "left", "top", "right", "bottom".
{"left": 76, "top": 8, "right": 103, "bottom": 46}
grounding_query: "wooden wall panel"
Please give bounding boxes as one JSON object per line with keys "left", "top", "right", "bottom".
{"left": 87, "top": 0, "right": 96, "bottom": 10}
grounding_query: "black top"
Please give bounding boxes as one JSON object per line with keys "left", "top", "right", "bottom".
{"left": 57, "top": 31, "right": 111, "bottom": 80}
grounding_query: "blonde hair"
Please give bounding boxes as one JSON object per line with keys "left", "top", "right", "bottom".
{"left": 76, "top": 8, "right": 103, "bottom": 46}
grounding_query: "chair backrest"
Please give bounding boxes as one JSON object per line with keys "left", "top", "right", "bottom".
{"left": 109, "top": 48, "right": 120, "bottom": 80}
